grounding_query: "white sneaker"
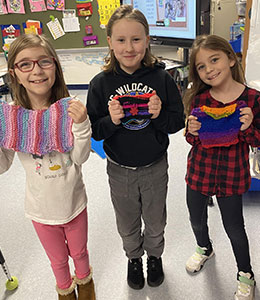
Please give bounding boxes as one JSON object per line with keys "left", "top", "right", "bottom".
{"left": 185, "top": 246, "right": 214, "bottom": 273}
{"left": 234, "top": 271, "right": 255, "bottom": 300}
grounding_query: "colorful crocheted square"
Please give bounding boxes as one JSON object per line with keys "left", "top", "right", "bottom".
{"left": 0, "top": 97, "right": 73, "bottom": 155}
{"left": 191, "top": 101, "right": 247, "bottom": 148}
{"left": 113, "top": 93, "right": 153, "bottom": 123}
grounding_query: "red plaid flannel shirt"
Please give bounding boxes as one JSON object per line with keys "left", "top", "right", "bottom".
{"left": 185, "top": 87, "right": 260, "bottom": 197}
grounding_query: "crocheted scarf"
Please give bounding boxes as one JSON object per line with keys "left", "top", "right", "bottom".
{"left": 0, "top": 97, "right": 73, "bottom": 155}
{"left": 113, "top": 93, "right": 153, "bottom": 123}
{"left": 191, "top": 100, "right": 247, "bottom": 148}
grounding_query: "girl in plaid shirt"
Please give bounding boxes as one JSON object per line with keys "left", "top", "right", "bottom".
{"left": 183, "top": 35, "right": 260, "bottom": 300}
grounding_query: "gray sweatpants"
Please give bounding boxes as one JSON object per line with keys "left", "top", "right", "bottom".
{"left": 106, "top": 154, "right": 168, "bottom": 259}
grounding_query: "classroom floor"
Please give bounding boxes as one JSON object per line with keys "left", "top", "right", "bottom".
{"left": 0, "top": 130, "right": 260, "bottom": 300}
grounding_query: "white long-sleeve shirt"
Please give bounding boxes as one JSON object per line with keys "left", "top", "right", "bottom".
{"left": 0, "top": 117, "right": 92, "bottom": 225}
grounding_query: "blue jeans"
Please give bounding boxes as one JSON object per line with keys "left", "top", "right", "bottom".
{"left": 186, "top": 185, "right": 253, "bottom": 274}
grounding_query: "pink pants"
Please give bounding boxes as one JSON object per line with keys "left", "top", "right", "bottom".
{"left": 32, "top": 209, "right": 90, "bottom": 289}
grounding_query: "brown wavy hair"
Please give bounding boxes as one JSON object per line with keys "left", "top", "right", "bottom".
{"left": 103, "top": 4, "right": 158, "bottom": 73}
{"left": 8, "top": 34, "right": 69, "bottom": 109}
{"left": 183, "top": 34, "right": 245, "bottom": 116}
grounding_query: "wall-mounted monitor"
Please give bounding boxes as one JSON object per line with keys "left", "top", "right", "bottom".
{"left": 121, "top": 0, "right": 201, "bottom": 48}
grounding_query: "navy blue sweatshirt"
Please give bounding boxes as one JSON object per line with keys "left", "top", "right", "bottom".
{"left": 87, "top": 62, "right": 185, "bottom": 167}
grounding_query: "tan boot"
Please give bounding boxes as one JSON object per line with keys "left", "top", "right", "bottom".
{"left": 56, "top": 280, "right": 77, "bottom": 300}
{"left": 74, "top": 267, "right": 96, "bottom": 300}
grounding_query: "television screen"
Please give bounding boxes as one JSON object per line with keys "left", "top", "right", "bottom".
{"left": 121, "top": 0, "right": 200, "bottom": 48}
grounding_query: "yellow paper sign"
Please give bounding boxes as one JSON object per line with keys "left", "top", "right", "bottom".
{"left": 97, "top": 0, "right": 120, "bottom": 27}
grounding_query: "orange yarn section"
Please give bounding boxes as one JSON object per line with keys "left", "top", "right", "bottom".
{"left": 200, "top": 103, "right": 237, "bottom": 119}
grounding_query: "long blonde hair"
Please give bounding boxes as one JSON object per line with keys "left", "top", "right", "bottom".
{"left": 183, "top": 34, "right": 245, "bottom": 116}
{"left": 8, "top": 34, "right": 69, "bottom": 109}
{"left": 103, "top": 4, "right": 158, "bottom": 73}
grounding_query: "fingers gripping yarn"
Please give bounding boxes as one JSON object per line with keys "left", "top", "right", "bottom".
{"left": 191, "top": 101, "right": 247, "bottom": 148}
{"left": 113, "top": 93, "right": 153, "bottom": 123}
{"left": 0, "top": 97, "right": 73, "bottom": 155}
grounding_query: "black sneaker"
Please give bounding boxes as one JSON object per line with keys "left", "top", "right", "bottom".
{"left": 127, "top": 258, "right": 145, "bottom": 290}
{"left": 147, "top": 256, "right": 164, "bottom": 287}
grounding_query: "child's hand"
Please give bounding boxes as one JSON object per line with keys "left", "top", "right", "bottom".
{"left": 240, "top": 107, "right": 253, "bottom": 131}
{"left": 187, "top": 115, "right": 201, "bottom": 136}
{"left": 148, "top": 91, "right": 162, "bottom": 119}
{"left": 68, "top": 99, "right": 87, "bottom": 124}
{"left": 108, "top": 99, "right": 124, "bottom": 125}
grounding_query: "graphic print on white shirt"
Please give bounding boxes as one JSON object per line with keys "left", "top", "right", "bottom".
{"left": 32, "top": 152, "right": 72, "bottom": 178}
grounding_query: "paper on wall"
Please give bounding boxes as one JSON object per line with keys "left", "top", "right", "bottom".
{"left": 63, "top": 8, "right": 76, "bottom": 17}
{"left": 0, "top": 0, "right": 8, "bottom": 14}
{"left": 47, "top": 0, "right": 65, "bottom": 10}
{"left": 28, "top": 0, "right": 47, "bottom": 12}
{"left": 6, "top": 0, "right": 25, "bottom": 13}
{"left": 62, "top": 17, "right": 80, "bottom": 32}
{"left": 97, "top": 0, "right": 120, "bottom": 27}
{"left": 47, "top": 18, "right": 65, "bottom": 39}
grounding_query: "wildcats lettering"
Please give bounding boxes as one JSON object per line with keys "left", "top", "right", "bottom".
{"left": 109, "top": 83, "right": 154, "bottom": 100}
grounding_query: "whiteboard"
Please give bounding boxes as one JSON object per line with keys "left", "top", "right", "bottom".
{"left": 0, "top": 48, "right": 108, "bottom": 86}
{"left": 57, "top": 47, "right": 108, "bottom": 86}
{"left": 0, "top": 45, "right": 179, "bottom": 86}
{"left": 0, "top": 55, "right": 7, "bottom": 77}
{"left": 245, "top": 0, "right": 260, "bottom": 90}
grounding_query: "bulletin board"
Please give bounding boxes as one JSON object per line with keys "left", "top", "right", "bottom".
{"left": 0, "top": 0, "right": 111, "bottom": 50}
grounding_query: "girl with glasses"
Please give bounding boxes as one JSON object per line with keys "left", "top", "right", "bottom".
{"left": 0, "top": 34, "right": 96, "bottom": 300}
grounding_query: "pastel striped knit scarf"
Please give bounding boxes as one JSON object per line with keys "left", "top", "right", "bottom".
{"left": 0, "top": 97, "right": 73, "bottom": 155}
{"left": 191, "top": 100, "right": 247, "bottom": 148}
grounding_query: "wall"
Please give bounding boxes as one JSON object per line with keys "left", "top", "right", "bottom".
{"left": 245, "top": 0, "right": 260, "bottom": 90}
{"left": 0, "top": 1, "right": 241, "bottom": 86}
{"left": 210, "top": 0, "right": 238, "bottom": 40}
{"left": 0, "top": 0, "right": 107, "bottom": 50}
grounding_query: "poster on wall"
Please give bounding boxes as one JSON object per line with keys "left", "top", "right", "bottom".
{"left": 29, "top": 0, "right": 47, "bottom": 12}
{"left": 1, "top": 24, "right": 20, "bottom": 55}
{"left": 6, "top": 0, "right": 25, "bottom": 13}
{"left": 47, "top": 0, "right": 65, "bottom": 10}
{"left": 0, "top": 0, "right": 8, "bottom": 14}
{"left": 97, "top": 0, "right": 120, "bottom": 28}
{"left": 23, "top": 20, "right": 43, "bottom": 34}
{"left": 47, "top": 17, "right": 65, "bottom": 39}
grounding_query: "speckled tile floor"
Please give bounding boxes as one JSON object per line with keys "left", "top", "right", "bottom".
{"left": 1, "top": 130, "right": 259, "bottom": 300}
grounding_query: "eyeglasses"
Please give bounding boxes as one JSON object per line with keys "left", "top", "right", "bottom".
{"left": 14, "top": 57, "right": 56, "bottom": 72}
